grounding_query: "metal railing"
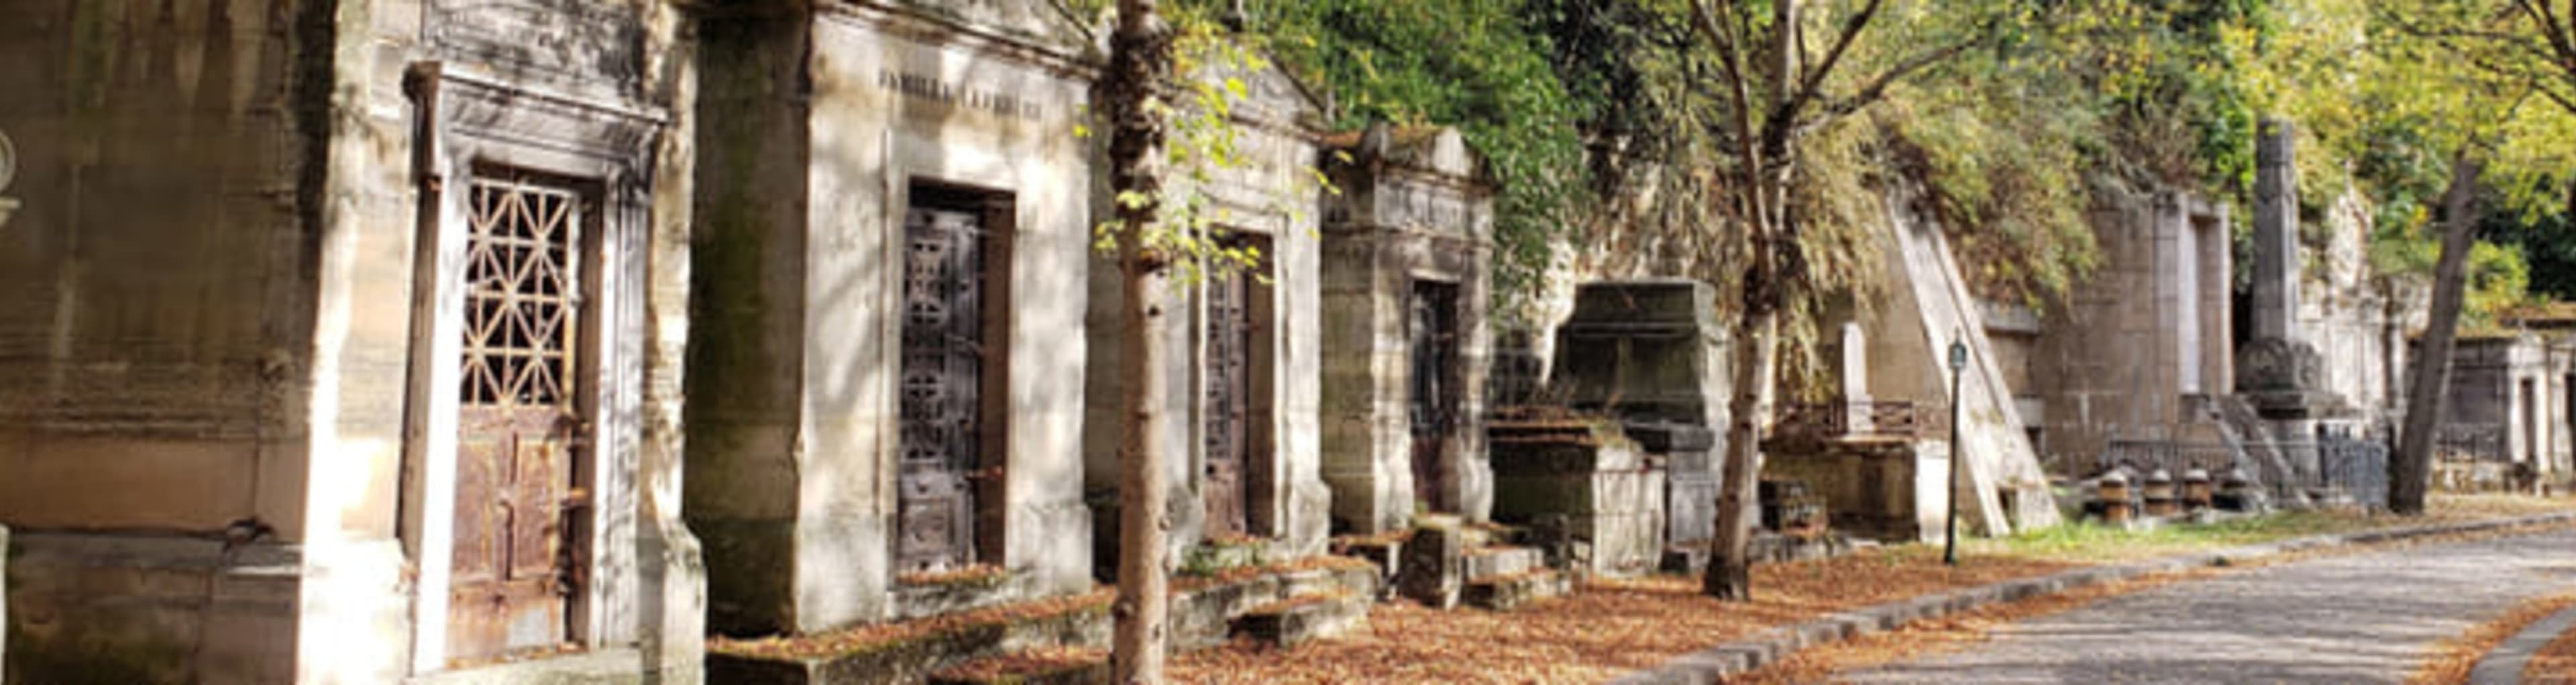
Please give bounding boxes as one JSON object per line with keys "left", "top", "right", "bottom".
{"left": 2436, "top": 423, "right": 2509, "bottom": 462}
{"left": 1774, "top": 400, "right": 1945, "bottom": 440}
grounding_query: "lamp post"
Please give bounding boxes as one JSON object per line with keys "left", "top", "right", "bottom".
{"left": 1945, "top": 333, "right": 1968, "bottom": 566}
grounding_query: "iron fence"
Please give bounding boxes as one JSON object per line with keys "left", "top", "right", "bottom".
{"left": 2436, "top": 423, "right": 2510, "bottom": 462}
{"left": 2097, "top": 437, "right": 2389, "bottom": 505}
{"left": 1774, "top": 400, "right": 1945, "bottom": 440}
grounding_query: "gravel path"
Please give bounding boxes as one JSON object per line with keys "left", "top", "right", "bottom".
{"left": 1841, "top": 526, "right": 2576, "bottom": 684}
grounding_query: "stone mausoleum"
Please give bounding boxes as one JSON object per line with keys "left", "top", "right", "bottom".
{"left": 1083, "top": 56, "right": 1336, "bottom": 566}
{"left": 685, "top": 0, "right": 1098, "bottom": 637}
{"left": 1318, "top": 124, "right": 1499, "bottom": 534}
{"left": 2, "top": 0, "right": 704, "bottom": 682}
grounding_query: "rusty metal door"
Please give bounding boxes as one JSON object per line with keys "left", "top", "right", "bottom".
{"left": 449, "top": 174, "right": 585, "bottom": 663}
{"left": 898, "top": 207, "right": 985, "bottom": 572}
{"left": 1409, "top": 281, "right": 1460, "bottom": 513}
{"left": 1203, "top": 273, "right": 1254, "bottom": 539}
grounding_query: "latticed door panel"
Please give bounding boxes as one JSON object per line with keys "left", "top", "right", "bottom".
{"left": 898, "top": 208, "right": 985, "bottom": 573}
{"left": 1409, "top": 281, "right": 1460, "bottom": 513}
{"left": 1202, "top": 274, "right": 1254, "bottom": 539}
{"left": 449, "top": 173, "right": 584, "bottom": 663}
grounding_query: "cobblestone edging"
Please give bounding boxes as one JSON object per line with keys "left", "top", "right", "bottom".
{"left": 2467, "top": 588, "right": 2576, "bottom": 685}
{"left": 1615, "top": 512, "right": 2576, "bottom": 685}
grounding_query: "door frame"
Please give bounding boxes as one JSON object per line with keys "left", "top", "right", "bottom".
{"left": 1193, "top": 232, "right": 1277, "bottom": 540}
{"left": 1407, "top": 277, "right": 1464, "bottom": 515}
{"left": 398, "top": 62, "right": 663, "bottom": 674}
{"left": 893, "top": 182, "right": 1016, "bottom": 572}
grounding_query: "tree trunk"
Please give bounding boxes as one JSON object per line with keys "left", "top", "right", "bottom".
{"left": 2391, "top": 152, "right": 2484, "bottom": 516}
{"left": 1102, "top": 1, "right": 1173, "bottom": 682}
{"left": 1705, "top": 0, "right": 1799, "bottom": 600}
{"left": 1705, "top": 309, "right": 1779, "bottom": 598}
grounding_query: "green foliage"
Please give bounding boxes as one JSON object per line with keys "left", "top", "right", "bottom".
{"left": 1248, "top": 0, "right": 1591, "bottom": 319}
{"left": 1084, "top": 6, "right": 1325, "bottom": 289}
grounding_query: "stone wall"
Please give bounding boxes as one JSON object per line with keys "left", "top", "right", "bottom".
{"left": 2029, "top": 187, "right": 2233, "bottom": 466}
{"left": 0, "top": 0, "right": 314, "bottom": 546}
{"left": 0, "top": 2, "right": 321, "bottom": 681}
{"left": 688, "top": 1, "right": 1094, "bottom": 636}
{"left": 4, "top": 0, "right": 706, "bottom": 681}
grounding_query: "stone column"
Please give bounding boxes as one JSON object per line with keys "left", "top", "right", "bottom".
{"left": 2253, "top": 119, "right": 2300, "bottom": 343}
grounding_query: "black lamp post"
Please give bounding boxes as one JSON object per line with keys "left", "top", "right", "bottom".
{"left": 1945, "top": 334, "right": 1968, "bottom": 566}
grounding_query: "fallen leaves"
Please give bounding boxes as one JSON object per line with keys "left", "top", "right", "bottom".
{"left": 2408, "top": 586, "right": 2576, "bottom": 685}
{"left": 1728, "top": 568, "right": 2220, "bottom": 684}
{"left": 707, "top": 590, "right": 1114, "bottom": 662}
{"left": 1166, "top": 550, "right": 2070, "bottom": 684}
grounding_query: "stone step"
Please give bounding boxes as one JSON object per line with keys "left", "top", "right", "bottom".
{"left": 927, "top": 647, "right": 1110, "bottom": 685}
{"left": 1463, "top": 545, "right": 1543, "bottom": 581}
{"left": 1464, "top": 569, "right": 1570, "bottom": 611}
{"left": 1228, "top": 590, "right": 1369, "bottom": 647}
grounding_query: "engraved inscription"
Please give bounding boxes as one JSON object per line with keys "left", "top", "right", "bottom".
{"left": 877, "top": 68, "right": 1049, "bottom": 122}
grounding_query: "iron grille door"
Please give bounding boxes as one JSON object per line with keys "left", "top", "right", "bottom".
{"left": 1203, "top": 274, "right": 1254, "bottom": 539}
{"left": 1409, "top": 281, "right": 1460, "bottom": 513}
{"left": 898, "top": 208, "right": 985, "bottom": 572}
{"left": 450, "top": 173, "right": 584, "bottom": 662}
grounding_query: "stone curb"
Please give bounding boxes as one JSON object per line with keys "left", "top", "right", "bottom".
{"left": 2467, "top": 584, "right": 2576, "bottom": 684}
{"left": 1613, "top": 511, "right": 2576, "bottom": 685}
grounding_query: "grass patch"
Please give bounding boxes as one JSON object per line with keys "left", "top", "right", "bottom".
{"left": 1921, "top": 493, "right": 2576, "bottom": 564}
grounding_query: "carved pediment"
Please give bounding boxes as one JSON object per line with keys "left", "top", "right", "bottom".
{"left": 427, "top": 0, "right": 649, "bottom": 87}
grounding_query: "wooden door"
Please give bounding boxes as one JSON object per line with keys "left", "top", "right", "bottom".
{"left": 1409, "top": 281, "right": 1460, "bottom": 513}
{"left": 898, "top": 207, "right": 986, "bottom": 572}
{"left": 1203, "top": 273, "right": 1254, "bottom": 539}
{"left": 449, "top": 174, "right": 585, "bottom": 662}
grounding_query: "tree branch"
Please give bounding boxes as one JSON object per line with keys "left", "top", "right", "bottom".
{"left": 1769, "top": 0, "right": 1883, "bottom": 136}
{"left": 1805, "top": 34, "right": 1981, "bottom": 134}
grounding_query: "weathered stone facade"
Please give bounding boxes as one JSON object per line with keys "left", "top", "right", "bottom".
{"left": 1546, "top": 280, "right": 1730, "bottom": 549}
{"left": 1082, "top": 58, "right": 1335, "bottom": 564}
{"left": 2028, "top": 186, "right": 2235, "bottom": 464}
{"left": 1860, "top": 187, "right": 2061, "bottom": 535}
{"left": 1, "top": 0, "right": 706, "bottom": 682}
{"left": 686, "top": 1, "right": 1095, "bottom": 637}
{"left": 2428, "top": 335, "right": 2568, "bottom": 478}
{"left": 1318, "top": 125, "right": 1499, "bottom": 534}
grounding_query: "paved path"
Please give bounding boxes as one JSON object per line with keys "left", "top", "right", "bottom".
{"left": 1841, "top": 527, "right": 2576, "bottom": 684}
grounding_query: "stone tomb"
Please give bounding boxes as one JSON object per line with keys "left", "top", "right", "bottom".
{"left": 686, "top": 1, "right": 1095, "bottom": 637}
{"left": 1319, "top": 124, "right": 1501, "bottom": 534}
{"left": 1082, "top": 53, "right": 1337, "bottom": 569}
{"left": 2428, "top": 335, "right": 2563, "bottom": 481}
{"left": 1546, "top": 280, "right": 1731, "bottom": 553}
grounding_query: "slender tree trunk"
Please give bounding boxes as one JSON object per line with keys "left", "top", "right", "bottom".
{"left": 1706, "top": 309, "right": 1780, "bottom": 598}
{"left": 1705, "top": 0, "right": 1800, "bottom": 600}
{"left": 2391, "top": 152, "right": 2484, "bottom": 516}
{"left": 1102, "top": 1, "right": 1173, "bottom": 681}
